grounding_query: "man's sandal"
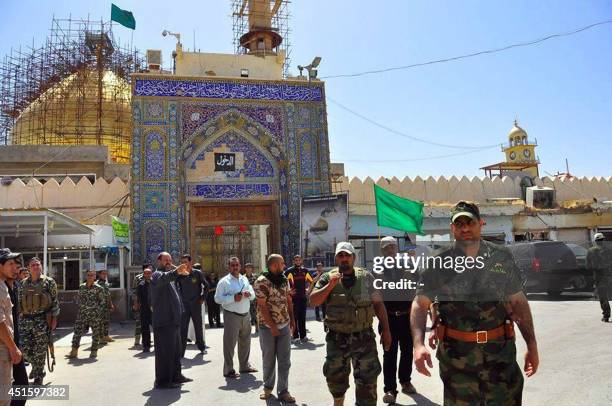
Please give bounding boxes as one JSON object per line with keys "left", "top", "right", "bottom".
{"left": 259, "top": 389, "right": 273, "bottom": 400}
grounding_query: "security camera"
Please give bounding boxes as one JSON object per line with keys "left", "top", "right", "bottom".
{"left": 162, "top": 30, "right": 168, "bottom": 37}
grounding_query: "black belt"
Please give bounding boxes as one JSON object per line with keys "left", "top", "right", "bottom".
{"left": 21, "top": 313, "right": 47, "bottom": 318}
{"left": 225, "top": 310, "right": 248, "bottom": 317}
{"left": 387, "top": 310, "right": 410, "bottom": 317}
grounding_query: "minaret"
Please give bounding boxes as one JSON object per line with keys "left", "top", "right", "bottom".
{"left": 237, "top": 0, "right": 284, "bottom": 56}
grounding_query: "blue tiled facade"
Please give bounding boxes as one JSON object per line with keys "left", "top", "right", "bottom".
{"left": 131, "top": 76, "right": 331, "bottom": 263}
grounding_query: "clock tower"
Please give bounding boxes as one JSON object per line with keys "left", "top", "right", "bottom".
{"left": 481, "top": 120, "right": 540, "bottom": 178}
{"left": 503, "top": 120, "right": 538, "bottom": 169}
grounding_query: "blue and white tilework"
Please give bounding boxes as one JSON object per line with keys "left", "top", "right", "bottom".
{"left": 131, "top": 76, "right": 330, "bottom": 263}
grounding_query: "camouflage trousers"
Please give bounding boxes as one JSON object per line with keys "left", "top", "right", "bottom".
{"left": 437, "top": 339, "right": 524, "bottom": 406}
{"left": 19, "top": 314, "right": 49, "bottom": 379}
{"left": 101, "top": 307, "right": 110, "bottom": 337}
{"left": 71, "top": 316, "right": 102, "bottom": 351}
{"left": 323, "top": 328, "right": 381, "bottom": 406}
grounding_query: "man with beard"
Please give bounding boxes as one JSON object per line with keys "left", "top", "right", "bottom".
{"left": 310, "top": 242, "right": 392, "bottom": 406}
{"left": 151, "top": 252, "right": 192, "bottom": 389}
{"left": 375, "top": 237, "right": 417, "bottom": 404}
{"left": 214, "top": 257, "right": 257, "bottom": 378}
{"left": 177, "top": 254, "right": 207, "bottom": 356}
{"left": 284, "top": 255, "right": 313, "bottom": 343}
{"left": 411, "top": 201, "right": 539, "bottom": 405}
{"left": 18, "top": 257, "right": 59, "bottom": 385}
{"left": 254, "top": 254, "right": 296, "bottom": 403}
{"left": 67, "top": 270, "right": 105, "bottom": 359}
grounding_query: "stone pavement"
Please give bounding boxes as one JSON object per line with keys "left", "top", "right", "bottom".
{"left": 38, "top": 297, "right": 612, "bottom": 405}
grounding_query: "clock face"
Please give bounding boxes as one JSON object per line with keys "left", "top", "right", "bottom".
{"left": 509, "top": 151, "right": 516, "bottom": 160}
{"left": 523, "top": 149, "right": 531, "bottom": 158}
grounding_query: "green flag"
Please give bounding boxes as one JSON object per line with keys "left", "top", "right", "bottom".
{"left": 111, "top": 4, "right": 136, "bottom": 30}
{"left": 374, "top": 184, "right": 424, "bottom": 234}
{"left": 111, "top": 216, "right": 130, "bottom": 244}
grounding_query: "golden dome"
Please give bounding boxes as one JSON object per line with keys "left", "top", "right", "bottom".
{"left": 11, "top": 69, "right": 132, "bottom": 163}
{"left": 508, "top": 120, "right": 528, "bottom": 142}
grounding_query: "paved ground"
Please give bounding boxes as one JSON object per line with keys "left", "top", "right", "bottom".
{"left": 35, "top": 295, "right": 612, "bottom": 405}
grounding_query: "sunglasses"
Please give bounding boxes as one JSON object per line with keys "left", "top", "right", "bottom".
{"left": 453, "top": 218, "right": 477, "bottom": 228}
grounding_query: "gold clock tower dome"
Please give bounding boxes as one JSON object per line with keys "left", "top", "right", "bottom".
{"left": 503, "top": 120, "right": 538, "bottom": 168}
{"left": 481, "top": 120, "right": 540, "bottom": 178}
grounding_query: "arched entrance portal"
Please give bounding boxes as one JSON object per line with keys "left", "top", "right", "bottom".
{"left": 182, "top": 111, "right": 286, "bottom": 275}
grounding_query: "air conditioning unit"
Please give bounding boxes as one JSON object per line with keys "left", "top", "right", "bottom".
{"left": 146, "top": 50, "right": 162, "bottom": 70}
{"left": 526, "top": 186, "right": 555, "bottom": 209}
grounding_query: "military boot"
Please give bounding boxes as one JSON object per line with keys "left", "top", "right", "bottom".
{"left": 66, "top": 347, "right": 78, "bottom": 358}
{"left": 33, "top": 377, "right": 43, "bottom": 385}
{"left": 90, "top": 349, "right": 98, "bottom": 358}
{"left": 104, "top": 335, "right": 115, "bottom": 342}
{"left": 333, "top": 397, "right": 345, "bottom": 406}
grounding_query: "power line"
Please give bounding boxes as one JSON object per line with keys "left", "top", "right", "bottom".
{"left": 337, "top": 145, "right": 493, "bottom": 163}
{"left": 328, "top": 96, "right": 501, "bottom": 150}
{"left": 322, "top": 19, "right": 612, "bottom": 79}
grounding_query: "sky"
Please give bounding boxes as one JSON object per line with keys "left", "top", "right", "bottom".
{"left": 1, "top": 0, "right": 611, "bottom": 179}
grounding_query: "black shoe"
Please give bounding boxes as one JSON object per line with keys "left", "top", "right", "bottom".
{"left": 603, "top": 317, "right": 610, "bottom": 323}
{"left": 186, "top": 338, "right": 193, "bottom": 343}
{"left": 316, "top": 317, "right": 321, "bottom": 322}
{"left": 142, "top": 347, "right": 151, "bottom": 353}
{"left": 33, "top": 378, "right": 43, "bottom": 385}
{"left": 224, "top": 370, "right": 239, "bottom": 378}
{"left": 155, "top": 382, "right": 181, "bottom": 389}
{"left": 174, "top": 375, "right": 193, "bottom": 384}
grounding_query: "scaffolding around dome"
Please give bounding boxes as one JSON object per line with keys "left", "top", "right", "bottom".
{"left": 0, "top": 17, "right": 144, "bottom": 163}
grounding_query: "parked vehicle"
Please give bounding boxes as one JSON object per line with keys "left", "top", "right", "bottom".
{"left": 508, "top": 241, "right": 579, "bottom": 297}
{"left": 565, "top": 243, "right": 594, "bottom": 291}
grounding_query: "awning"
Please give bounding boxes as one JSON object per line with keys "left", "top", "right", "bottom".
{"left": 0, "top": 208, "right": 94, "bottom": 274}
{"left": 0, "top": 208, "right": 93, "bottom": 237}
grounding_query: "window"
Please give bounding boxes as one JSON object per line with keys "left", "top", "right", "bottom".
{"left": 50, "top": 262, "right": 64, "bottom": 290}
{"left": 107, "top": 249, "right": 121, "bottom": 288}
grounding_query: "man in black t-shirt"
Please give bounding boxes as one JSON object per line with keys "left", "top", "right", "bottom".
{"left": 284, "top": 255, "right": 313, "bottom": 342}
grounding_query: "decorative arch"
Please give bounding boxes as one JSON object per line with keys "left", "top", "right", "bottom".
{"left": 144, "top": 131, "right": 166, "bottom": 180}
{"left": 144, "top": 221, "right": 167, "bottom": 263}
{"left": 179, "top": 109, "right": 291, "bottom": 256}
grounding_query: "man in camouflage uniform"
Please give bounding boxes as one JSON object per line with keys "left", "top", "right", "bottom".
{"left": 67, "top": 270, "right": 106, "bottom": 358}
{"left": 131, "top": 265, "right": 149, "bottom": 346}
{"left": 310, "top": 242, "right": 391, "bottom": 406}
{"left": 586, "top": 232, "right": 612, "bottom": 322}
{"left": 18, "top": 257, "right": 59, "bottom": 385}
{"left": 411, "top": 201, "right": 539, "bottom": 405}
{"left": 97, "top": 270, "right": 115, "bottom": 343}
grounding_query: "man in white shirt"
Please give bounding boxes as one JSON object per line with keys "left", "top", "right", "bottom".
{"left": 214, "top": 256, "right": 258, "bottom": 378}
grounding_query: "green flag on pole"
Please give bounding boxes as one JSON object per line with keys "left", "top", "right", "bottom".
{"left": 111, "top": 4, "right": 136, "bottom": 30}
{"left": 374, "top": 184, "right": 424, "bottom": 235}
